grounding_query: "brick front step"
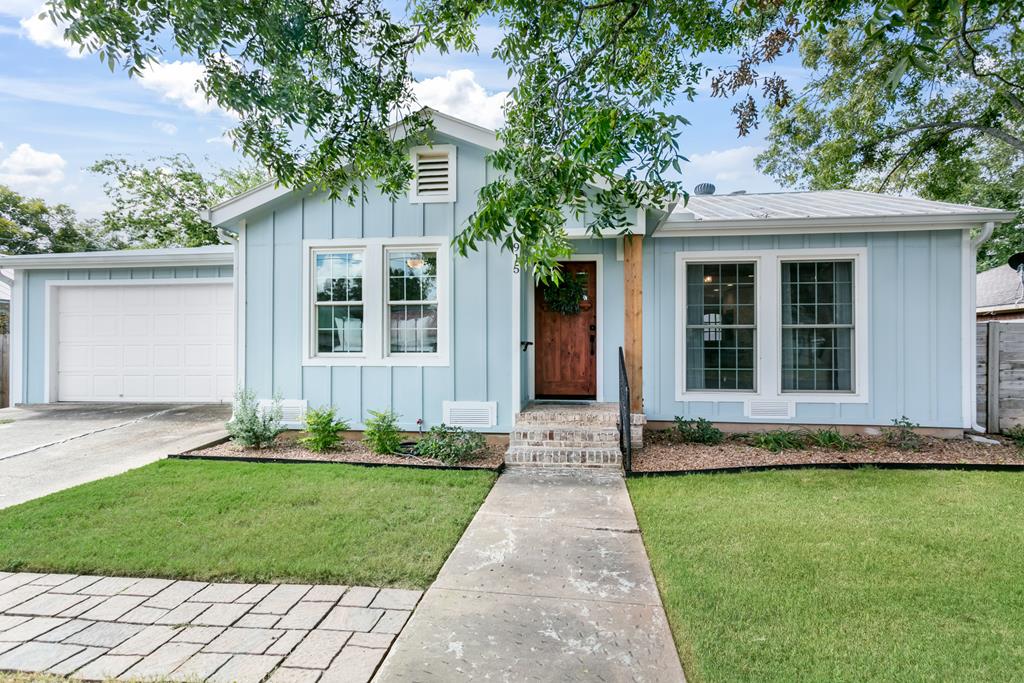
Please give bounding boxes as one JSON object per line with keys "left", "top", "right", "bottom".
{"left": 511, "top": 426, "right": 620, "bottom": 446}
{"left": 504, "top": 446, "right": 622, "bottom": 468}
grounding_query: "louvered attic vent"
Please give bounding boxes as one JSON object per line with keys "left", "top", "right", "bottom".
{"left": 410, "top": 145, "right": 456, "bottom": 203}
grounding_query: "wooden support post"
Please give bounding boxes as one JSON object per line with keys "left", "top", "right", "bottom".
{"left": 623, "top": 234, "right": 643, "bottom": 413}
{"left": 986, "top": 321, "right": 1002, "bottom": 434}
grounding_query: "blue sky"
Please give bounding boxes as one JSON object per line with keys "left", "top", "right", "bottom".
{"left": 0, "top": 2, "right": 802, "bottom": 219}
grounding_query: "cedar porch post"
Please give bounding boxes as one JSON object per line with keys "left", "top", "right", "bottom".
{"left": 623, "top": 234, "right": 643, "bottom": 413}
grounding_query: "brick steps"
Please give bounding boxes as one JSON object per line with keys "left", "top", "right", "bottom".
{"left": 505, "top": 404, "right": 623, "bottom": 469}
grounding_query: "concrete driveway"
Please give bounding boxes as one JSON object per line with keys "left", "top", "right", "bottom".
{"left": 0, "top": 403, "right": 230, "bottom": 509}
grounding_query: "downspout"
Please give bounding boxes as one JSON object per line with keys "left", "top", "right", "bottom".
{"left": 970, "top": 221, "right": 996, "bottom": 433}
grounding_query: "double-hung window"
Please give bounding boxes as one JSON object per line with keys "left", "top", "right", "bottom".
{"left": 684, "top": 262, "right": 757, "bottom": 391}
{"left": 781, "top": 260, "right": 854, "bottom": 392}
{"left": 305, "top": 239, "right": 449, "bottom": 366}
{"left": 387, "top": 249, "right": 439, "bottom": 354}
{"left": 314, "top": 250, "right": 364, "bottom": 354}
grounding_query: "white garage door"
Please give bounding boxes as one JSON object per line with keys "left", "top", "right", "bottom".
{"left": 55, "top": 282, "right": 234, "bottom": 402}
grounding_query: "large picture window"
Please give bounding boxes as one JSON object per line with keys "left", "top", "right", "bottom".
{"left": 685, "top": 262, "right": 756, "bottom": 391}
{"left": 387, "top": 250, "right": 439, "bottom": 354}
{"left": 314, "top": 250, "right": 364, "bottom": 354}
{"left": 781, "top": 260, "right": 854, "bottom": 392}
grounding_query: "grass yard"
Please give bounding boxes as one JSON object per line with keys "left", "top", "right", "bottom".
{"left": 628, "top": 468, "right": 1024, "bottom": 682}
{"left": 0, "top": 459, "right": 496, "bottom": 588}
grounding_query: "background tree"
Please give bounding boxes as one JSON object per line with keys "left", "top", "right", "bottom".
{"left": 716, "top": 1, "right": 1023, "bottom": 271}
{"left": 89, "top": 155, "right": 269, "bottom": 248}
{"left": 0, "top": 185, "right": 109, "bottom": 255}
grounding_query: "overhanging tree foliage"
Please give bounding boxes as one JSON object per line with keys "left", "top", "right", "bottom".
{"left": 48, "top": 0, "right": 760, "bottom": 281}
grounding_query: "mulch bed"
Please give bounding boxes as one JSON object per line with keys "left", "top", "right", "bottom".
{"left": 182, "top": 432, "right": 506, "bottom": 470}
{"left": 632, "top": 430, "right": 1024, "bottom": 473}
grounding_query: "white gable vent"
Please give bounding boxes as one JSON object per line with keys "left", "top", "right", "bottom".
{"left": 257, "top": 399, "right": 308, "bottom": 427}
{"left": 442, "top": 401, "right": 496, "bottom": 429}
{"left": 410, "top": 145, "right": 456, "bottom": 204}
{"left": 746, "top": 401, "right": 794, "bottom": 419}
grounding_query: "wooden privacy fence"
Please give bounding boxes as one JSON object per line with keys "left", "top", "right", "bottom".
{"left": 977, "top": 321, "right": 1024, "bottom": 433}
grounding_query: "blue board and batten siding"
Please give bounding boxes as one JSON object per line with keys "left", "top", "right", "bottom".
{"left": 242, "top": 135, "right": 519, "bottom": 431}
{"left": 17, "top": 265, "right": 233, "bottom": 404}
{"left": 643, "top": 230, "right": 965, "bottom": 428}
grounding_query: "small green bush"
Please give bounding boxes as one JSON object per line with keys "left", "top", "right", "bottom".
{"left": 227, "top": 388, "right": 284, "bottom": 449}
{"left": 300, "top": 406, "right": 351, "bottom": 453}
{"left": 673, "top": 417, "right": 725, "bottom": 445}
{"left": 364, "top": 409, "right": 403, "bottom": 455}
{"left": 750, "top": 430, "right": 805, "bottom": 453}
{"left": 1002, "top": 425, "right": 1024, "bottom": 449}
{"left": 806, "top": 428, "right": 859, "bottom": 451}
{"left": 884, "top": 416, "right": 922, "bottom": 451}
{"left": 415, "top": 424, "right": 487, "bottom": 464}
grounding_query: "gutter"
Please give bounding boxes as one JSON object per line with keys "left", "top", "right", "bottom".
{"left": 971, "top": 221, "right": 997, "bottom": 434}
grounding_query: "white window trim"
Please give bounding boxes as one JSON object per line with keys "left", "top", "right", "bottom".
{"left": 675, "top": 247, "right": 869, "bottom": 405}
{"left": 409, "top": 144, "right": 457, "bottom": 204}
{"left": 302, "top": 237, "right": 450, "bottom": 367}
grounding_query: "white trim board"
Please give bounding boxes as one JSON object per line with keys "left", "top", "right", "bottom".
{"left": 9, "top": 271, "right": 24, "bottom": 405}
{"left": 656, "top": 218, "right": 1004, "bottom": 238}
{"left": 301, "top": 236, "right": 451, "bottom": 367}
{"left": 674, "top": 247, "right": 870, "bottom": 411}
{"left": 525, "top": 253, "right": 605, "bottom": 402}
{"left": 0, "top": 246, "right": 233, "bottom": 270}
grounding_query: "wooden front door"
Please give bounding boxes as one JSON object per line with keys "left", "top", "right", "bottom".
{"left": 535, "top": 261, "right": 598, "bottom": 399}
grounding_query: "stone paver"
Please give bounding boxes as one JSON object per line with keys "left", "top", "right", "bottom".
{"left": 0, "top": 573, "right": 421, "bottom": 682}
{"left": 374, "top": 468, "right": 686, "bottom": 682}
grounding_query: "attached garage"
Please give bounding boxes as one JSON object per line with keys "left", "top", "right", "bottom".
{"left": 2, "top": 246, "right": 236, "bottom": 405}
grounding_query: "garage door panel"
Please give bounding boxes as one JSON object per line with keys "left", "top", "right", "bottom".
{"left": 56, "top": 283, "right": 232, "bottom": 402}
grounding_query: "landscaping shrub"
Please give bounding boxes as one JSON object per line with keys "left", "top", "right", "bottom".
{"left": 806, "top": 428, "right": 859, "bottom": 451}
{"left": 300, "top": 406, "right": 350, "bottom": 453}
{"left": 884, "top": 416, "right": 922, "bottom": 451}
{"left": 1003, "top": 425, "right": 1024, "bottom": 450}
{"left": 415, "top": 424, "right": 487, "bottom": 464}
{"left": 364, "top": 409, "right": 403, "bottom": 455}
{"left": 750, "top": 430, "right": 805, "bottom": 453}
{"left": 227, "top": 388, "right": 284, "bottom": 449}
{"left": 673, "top": 417, "right": 725, "bottom": 445}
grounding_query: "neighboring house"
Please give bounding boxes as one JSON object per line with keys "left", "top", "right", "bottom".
{"left": 0, "top": 268, "right": 10, "bottom": 330}
{"left": 0, "top": 110, "right": 1016, "bottom": 439}
{"left": 977, "top": 263, "right": 1024, "bottom": 321}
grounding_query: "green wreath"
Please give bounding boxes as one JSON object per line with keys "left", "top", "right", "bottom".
{"left": 543, "top": 271, "right": 586, "bottom": 315}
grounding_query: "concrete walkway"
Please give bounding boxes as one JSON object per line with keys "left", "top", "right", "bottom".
{"left": 0, "top": 572, "right": 421, "bottom": 682}
{"left": 0, "top": 404, "right": 229, "bottom": 509}
{"left": 375, "top": 468, "right": 685, "bottom": 682}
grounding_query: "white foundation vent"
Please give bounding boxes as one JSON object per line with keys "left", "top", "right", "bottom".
{"left": 442, "top": 401, "right": 496, "bottom": 429}
{"left": 257, "top": 399, "right": 308, "bottom": 427}
{"left": 746, "top": 401, "right": 794, "bottom": 419}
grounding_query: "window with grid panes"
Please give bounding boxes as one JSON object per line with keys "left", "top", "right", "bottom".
{"left": 685, "top": 262, "right": 756, "bottom": 391}
{"left": 387, "top": 250, "right": 439, "bottom": 353}
{"left": 314, "top": 250, "right": 364, "bottom": 354}
{"left": 781, "top": 260, "right": 854, "bottom": 392}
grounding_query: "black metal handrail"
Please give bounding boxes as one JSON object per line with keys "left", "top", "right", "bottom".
{"left": 618, "top": 346, "right": 632, "bottom": 472}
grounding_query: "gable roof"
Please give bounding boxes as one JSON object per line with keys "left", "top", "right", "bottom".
{"left": 204, "top": 109, "right": 501, "bottom": 227}
{"left": 977, "top": 264, "right": 1024, "bottom": 311}
{"left": 659, "top": 189, "right": 1017, "bottom": 235}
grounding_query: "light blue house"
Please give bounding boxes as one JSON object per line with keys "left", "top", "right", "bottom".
{"left": 2, "top": 110, "right": 1016, "bottom": 445}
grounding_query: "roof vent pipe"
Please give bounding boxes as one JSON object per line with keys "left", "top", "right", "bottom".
{"left": 694, "top": 182, "right": 716, "bottom": 196}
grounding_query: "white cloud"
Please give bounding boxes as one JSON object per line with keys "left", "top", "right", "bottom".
{"left": 19, "top": 4, "right": 85, "bottom": 58}
{"left": 152, "top": 121, "right": 178, "bottom": 135}
{"left": 0, "top": 1, "right": 43, "bottom": 18}
{"left": 412, "top": 69, "right": 508, "bottom": 130}
{"left": 0, "top": 143, "right": 66, "bottom": 189}
{"left": 138, "top": 60, "right": 219, "bottom": 114}
{"left": 684, "top": 145, "right": 781, "bottom": 194}
{"left": 205, "top": 131, "right": 234, "bottom": 146}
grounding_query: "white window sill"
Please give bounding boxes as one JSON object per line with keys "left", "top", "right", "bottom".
{"left": 302, "top": 355, "right": 450, "bottom": 368}
{"left": 675, "top": 391, "right": 869, "bottom": 404}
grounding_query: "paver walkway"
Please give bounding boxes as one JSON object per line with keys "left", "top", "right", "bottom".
{"left": 375, "top": 468, "right": 685, "bottom": 682}
{"left": 0, "top": 572, "right": 421, "bottom": 682}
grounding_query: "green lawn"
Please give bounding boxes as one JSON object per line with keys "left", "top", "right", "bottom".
{"left": 628, "top": 469, "right": 1024, "bottom": 682}
{"left": 0, "top": 459, "right": 496, "bottom": 588}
